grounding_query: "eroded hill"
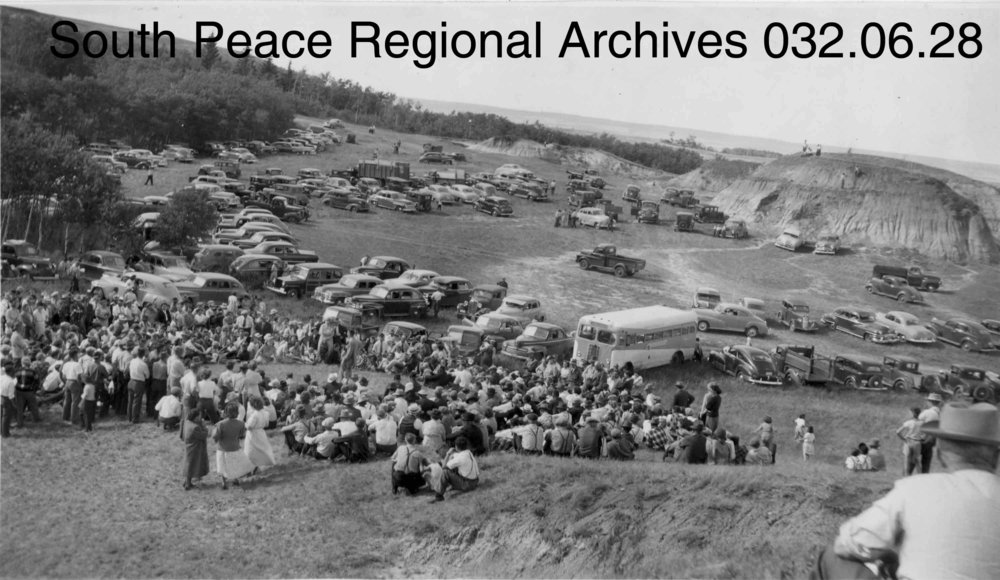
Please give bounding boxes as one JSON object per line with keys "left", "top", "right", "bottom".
{"left": 707, "top": 153, "right": 1000, "bottom": 263}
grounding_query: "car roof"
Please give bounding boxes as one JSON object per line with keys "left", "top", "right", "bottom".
{"left": 504, "top": 294, "right": 538, "bottom": 302}
{"left": 85, "top": 250, "right": 123, "bottom": 258}
{"left": 341, "top": 273, "right": 381, "bottom": 282}
{"left": 885, "top": 310, "right": 917, "bottom": 320}
{"left": 525, "top": 322, "right": 562, "bottom": 331}
{"left": 370, "top": 256, "right": 408, "bottom": 263}
{"left": 479, "top": 312, "right": 520, "bottom": 322}
{"left": 695, "top": 287, "right": 721, "bottom": 294}
{"left": 194, "top": 273, "right": 240, "bottom": 282}
{"left": 293, "top": 262, "right": 340, "bottom": 270}
{"left": 386, "top": 321, "right": 428, "bottom": 331}
{"left": 431, "top": 276, "right": 469, "bottom": 284}
{"left": 783, "top": 298, "right": 808, "bottom": 306}
{"left": 731, "top": 345, "right": 769, "bottom": 356}
{"left": 404, "top": 269, "right": 439, "bottom": 277}
{"left": 836, "top": 354, "right": 882, "bottom": 365}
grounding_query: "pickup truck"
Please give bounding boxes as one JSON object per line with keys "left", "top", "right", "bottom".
{"left": 770, "top": 344, "right": 833, "bottom": 384}
{"left": 575, "top": 244, "right": 645, "bottom": 278}
{"left": 872, "top": 264, "right": 942, "bottom": 291}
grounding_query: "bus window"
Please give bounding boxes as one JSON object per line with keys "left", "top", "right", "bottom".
{"left": 579, "top": 325, "right": 596, "bottom": 340}
{"left": 597, "top": 330, "right": 615, "bottom": 345}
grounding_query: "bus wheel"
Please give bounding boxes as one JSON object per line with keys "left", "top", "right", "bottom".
{"left": 697, "top": 321, "right": 709, "bottom": 332}
{"left": 671, "top": 351, "right": 684, "bottom": 365}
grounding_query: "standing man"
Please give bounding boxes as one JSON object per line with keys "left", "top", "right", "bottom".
{"left": 340, "top": 330, "right": 363, "bottom": 381}
{"left": 895, "top": 407, "right": 923, "bottom": 476}
{"left": 430, "top": 289, "right": 445, "bottom": 318}
{"left": 144, "top": 167, "right": 154, "bottom": 186}
{"left": 62, "top": 349, "right": 85, "bottom": 425}
{"left": 816, "top": 402, "right": 1000, "bottom": 580}
{"left": 148, "top": 350, "right": 168, "bottom": 419}
{"left": 671, "top": 382, "right": 695, "bottom": 414}
{"left": 1, "top": 361, "right": 17, "bottom": 438}
{"left": 701, "top": 383, "right": 722, "bottom": 433}
{"left": 14, "top": 356, "right": 42, "bottom": 427}
{"left": 918, "top": 393, "right": 943, "bottom": 473}
{"left": 127, "top": 347, "right": 150, "bottom": 424}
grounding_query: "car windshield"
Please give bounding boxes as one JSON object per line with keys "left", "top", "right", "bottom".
{"left": 504, "top": 300, "right": 528, "bottom": 310}
{"left": 900, "top": 362, "right": 918, "bottom": 371}
{"left": 791, "top": 305, "right": 809, "bottom": 313}
{"left": 899, "top": 318, "right": 918, "bottom": 326}
{"left": 371, "top": 287, "right": 390, "bottom": 298}
{"left": 19, "top": 245, "right": 39, "bottom": 256}
{"left": 363, "top": 258, "right": 386, "bottom": 268}
{"left": 858, "top": 313, "right": 875, "bottom": 322}
{"left": 962, "top": 370, "right": 984, "bottom": 380}
{"left": 192, "top": 276, "right": 208, "bottom": 287}
{"left": 286, "top": 265, "right": 308, "bottom": 279}
{"left": 523, "top": 325, "right": 549, "bottom": 340}
{"left": 472, "top": 289, "right": 494, "bottom": 301}
{"left": 103, "top": 255, "right": 125, "bottom": 268}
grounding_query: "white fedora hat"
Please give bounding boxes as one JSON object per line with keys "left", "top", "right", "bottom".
{"left": 922, "top": 402, "right": 1000, "bottom": 446}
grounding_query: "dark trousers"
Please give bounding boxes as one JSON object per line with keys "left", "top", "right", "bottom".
{"left": 920, "top": 440, "right": 935, "bottom": 474}
{"left": 14, "top": 390, "right": 41, "bottom": 426}
{"left": 1, "top": 397, "right": 13, "bottom": 437}
{"left": 63, "top": 381, "right": 83, "bottom": 424}
{"left": 198, "top": 397, "right": 220, "bottom": 423}
{"left": 810, "top": 545, "right": 889, "bottom": 580}
{"left": 147, "top": 379, "right": 167, "bottom": 418}
{"left": 392, "top": 470, "right": 426, "bottom": 494}
{"left": 97, "top": 386, "right": 112, "bottom": 417}
{"left": 284, "top": 431, "right": 304, "bottom": 454}
{"left": 127, "top": 380, "right": 147, "bottom": 423}
{"left": 160, "top": 416, "right": 181, "bottom": 430}
{"left": 441, "top": 469, "right": 479, "bottom": 495}
{"left": 113, "top": 372, "right": 129, "bottom": 415}
{"left": 81, "top": 400, "right": 97, "bottom": 431}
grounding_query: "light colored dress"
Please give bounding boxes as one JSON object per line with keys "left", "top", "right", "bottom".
{"left": 214, "top": 418, "right": 255, "bottom": 479}
{"left": 802, "top": 432, "right": 815, "bottom": 458}
{"left": 243, "top": 409, "right": 276, "bottom": 468}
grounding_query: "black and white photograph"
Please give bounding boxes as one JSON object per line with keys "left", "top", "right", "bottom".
{"left": 1, "top": 1, "right": 999, "bottom": 578}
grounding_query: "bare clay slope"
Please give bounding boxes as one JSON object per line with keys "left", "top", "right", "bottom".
{"left": 710, "top": 153, "right": 1000, "bottom": 264}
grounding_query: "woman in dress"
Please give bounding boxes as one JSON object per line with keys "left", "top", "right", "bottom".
{"left": 183, "top": 408, "right": 210, "bottom": 490}
{"left": 213, "top": 402, "right": 255, "bottom": 489}
{"left": 243, "top": 397, "right": 276, "bottom": 471}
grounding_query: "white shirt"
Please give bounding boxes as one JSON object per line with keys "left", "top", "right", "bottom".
{"left": 370, "top": 416, "right": 397, "bottom": 445}
{"left": 180, "top": 371, "right": 198, "bottom": 399}
{"left": 0, "top": 374, "right": 16, "bottom": 399}
{"left": 835, "top": 470, "right": 1000, "bottom": 580}
{"left": 445, "top": 449, "right": 480, "bottom": 479}
{"left": 155, "top": 394, "right": 183, "bottom": 419}
{"left": 62, "top": 360, "right": 84, "bottom": 382}
{"left": 129, "top": 358, "right": 150, "bottom": 381}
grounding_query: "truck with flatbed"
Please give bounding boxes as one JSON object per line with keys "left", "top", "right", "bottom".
{"left": 356, "top": 159, "right": 410, "bottom": 182}
{"left": 575, "top": 244, "right": 645, "bottom": 278}
{"left": 770, "top": 344, "right": 833, "bottom": 384}
{"left": 872, "top": 264, "right": 942, "bottom": 291}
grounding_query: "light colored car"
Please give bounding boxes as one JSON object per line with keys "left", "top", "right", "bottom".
{"left": 232, "top": 231, "right": 299, "bottom": 250}
{"left": 472, "top": 312, "right": 526, "bottom": 340}
{"left": 144, "top": 251, "right": 195, "bottom": 282}
{"left": 313, "top": 273, "right": 383, "bottom": 305}
{"left": 449, "top": 184, "right": 482, "bottom": 204}
{"left": 876, "top": 311, "right": 937, "bottom": 344}
{"left": 692, "top": 287, "right": 722, "bottom": 309}
{"left": 91, "top": 272, "right": 181, "bottom": 305}
{"left": 175, "top": 273, "right": 249, "bottom": 303}
{"left": 228, "top": 147, "right": 258, "bottom": 163}
{"left": 394, "top": 269, "right": 441, "bottom": 288}
{"left": 774, "top": 226, "right": 804, "bottom": 252}
{"left": 494, "top": 294, "right": 545, "bottom": 323}
{"left": 370, "top": 192, "right": 417, "bottom": 213}
{"left": 693, "top": 302, "right": 769, "bottom": 338}
{"left": 573, "top": 207, "right": 613, "bottom": 229}
{"left": 423, "top": 185, "right": 460, "bottom": 205}
{"left": 814, "top": 235, "right": 842, "bottom": 255}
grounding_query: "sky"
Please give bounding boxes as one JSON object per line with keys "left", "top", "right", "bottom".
{"left": 8, "top": 1, "right": 1000, "bottom": 164}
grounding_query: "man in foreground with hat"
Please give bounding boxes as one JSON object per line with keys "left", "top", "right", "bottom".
{"left": 814, "top": 402, "right": 1000, "bottom": 580}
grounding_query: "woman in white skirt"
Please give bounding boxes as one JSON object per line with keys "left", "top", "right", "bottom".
{"left": 213, "top": 402, "right": 254, "bottom": 489}
{"left": 244, "top": 397, "right": 276, "bottom": 470}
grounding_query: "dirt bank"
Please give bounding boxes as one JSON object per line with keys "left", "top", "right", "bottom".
{"left": 468, "top": 137, "right": 670, "bottom": 181}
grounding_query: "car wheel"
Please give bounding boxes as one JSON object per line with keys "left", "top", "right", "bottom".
{"left": 845, "top": 376, "right": 859, "bottom": 389}
{"left": 864, "top": 333, "right": 873, "bottom": 342}
{"left": 866, "top": 286, "right": 874, "bottom": 294}
{"left": 579, "top": 259, "right": 591, "bottom": 270}
{"left": 737, "top": 371, "right": 750, "bottom": 383}
{"left": 894, "top": 380, "right": 907, "bottom": 392}
{"left": 745, "top": 326, "right": 759, "bottom": 338}
{"left": 972, "top": 385, "right": 996, "bottom": 404}
{"left": 960, "top": 340, "right": 974, "bottom": 352}
{"left": 395, "top": 206, "right": 401, "bottom": 212}
{"left": 784, "top": 370, "right": 800, "bottom": 385}
{"left": 697, "top": 321, "right": 709, "bottom": 332}
{"left": 614, "top": 265, "right": 627, "bottom": 278}
{"left": 492, "top": 209, "right": 499, "bottom": 217}
{"left": 349, "top": 206, "right": 357, "bottom": 213}
{"left": 896, "top": 294, "right": 907, "bottom": 302}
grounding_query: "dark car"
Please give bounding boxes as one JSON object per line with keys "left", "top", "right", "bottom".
{"left": 313, "top": 273, "right": 384, "bottom": 305}
{"left": 474, "top": 196, "right": 514, "bottom": 217}
{"left": 351, "top": 256, "right": 411, "bottom": 280}
{"left": 71, "top": 250, "right": 126, "bottom": 280}
{"left": 228, "top": 254, "right": 285, "bottom": 288}
{"left": 499, "top": 322, "right": 574, "bottom": 362}
{"left": 935, "top": 365, "right": 999, "bottom": 403}
{"left": 1, "top": 240, "right": 57, "bottom": 280}
{"left": 416, "top": 276, "right": 473, "bottom": 308}
{"left": 830, "top": 355, "right": 886, "bottom": 390}
{"left": 776, "top": 298, "right": 819, "bottom": 332}
{"left": 322, "top": 190, "right": 370, "bottom": 212}
{"left": 865, "top": 275, "right": 924, "bottom": 304}
{"left": 707, "top": 345, "right": 782, "bottom": 386}
{"left": 821, "top": 307, "right": 901, "bottom": 344}
{"left": 926, "top": 317, "right": 997, "bottom": 352}
{"left": 266, "top": 262, "right": 344, "bottom": 299}
{"left": 418, "top": 152, "right": 453, "bottom": 164}
{"left": 875, "top": 355, "right": 938, "bottom": 393}
{"left": 345, "top": 282, "right": 428, "bottom": 318}
{"left": 175, "top": 273, "right": 250, "bottom": 303}
{"left": 189, "top": 245, "right": 244, "bottom": 273}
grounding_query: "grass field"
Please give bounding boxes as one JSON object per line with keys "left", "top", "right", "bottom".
{"left": 2, "top": 117, "right": 998, "bottom": 578}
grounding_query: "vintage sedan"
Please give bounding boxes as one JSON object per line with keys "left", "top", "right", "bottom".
{"left": 813, "top": 235, "right": 842, "bottom": 255}
{"left": 422, "top": 185, "right": 461, "bottom": 205}
{"left": 775, "top": 298, "right": 818, "bottom": 332}
{"left": 394, "top": 269, "right": 441, "bottom": 288}
{"left": 175, "top": 273, "right": 249, "bottom": 303}
{"left": 935, "top": 365, "right": 999, "bottom": 403}
{"left": 500, "top": 322, "right": 574, "bottom": 361}
{"left": 458, "top": 284, "right": 509, "bottom": 318}
{"left": 830, "top": 355, "right": 887, "bottom": 390}
{"left": 693, "top": 303, "right": 769, "bottom": 338}
{"left": 244, "top": 241, "right": 319, "bottom": 265}
{"left": 351, "top": 255, "right": 411, "bottom": 280}
{"left": 379, "top": 320, "right": 430, "bottom": 343}
{"left": 572, "top": 207, "right": 613, "bottom": 229}
{"left": 91, "top": 272, "right": 181, "bottom": 305}
{"left": 439, "top": 325, "right": 487, "bottom": 360}
{"left": 708, "top": 345, "right": 782, "bottom": 385}
{"left": 821, "top": 307, "right": 902, "bottom": 344}
{"left": 983, "top": 319, "right": 1000, "bottom": 336}
{"left": 312, "top": 273, "right": 383, "bottom": 305}
{"left": 875, "top": 311, "right": 936, "bottom": 344}
{"left": 713, "top": 219, "right": 749, "bottom": 239}
{"left": 495, "top": 294, "right": 545, "bottom": 323}
{"left": 471, "top": 312, "right": 526, "bottom": 341}
{"left": 416, "top": 276, "right": 473, "bottom": 308}
{"left": 370, "top": 191, "right": 417, "bottom": 213}
{"left": 322, "top": 190, "right": 370, "bottom": 212}
{"left": 323, "top": 304, "right": 384, "bottom": 338}
{"left": 142, "top": 251, "right": 195, "bottom": 282}
{"left": 229, "top": 254, "right": 284, "bottom": 288}
{"left": 875, "top": 355, "right": 940, "bottom": 392}
{"left": 266, "top": 262, "right": 342, "bottom": 299}
{"left": 926, "top": 317, "right": 998, "bottom": 352}
{"left": 345, "top": 283, "right": 428, "bottom": 318}
{"left": 692, "top": 287, "right": 722, "bottom": 309}
{"left": 866, "top": 275, "right": 924, "bottom": 304}
{"left": 474, "top": 196, "right": 514, "bottom": 217}
{"left": 449, "top": 184, "right": 482, "bottom": 204}
{"left": 774, "top": 226, "right": 805, "bottom": 252}
{"left": 232, "top": 231, "right": 299, "bottom": 250}
{"left": 72, "top": 250, "right": 126, "bottom": 280}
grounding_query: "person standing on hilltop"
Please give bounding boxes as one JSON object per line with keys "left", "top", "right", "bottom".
{"left": 813, "top": 403, "right": 1000, "bottom": 580}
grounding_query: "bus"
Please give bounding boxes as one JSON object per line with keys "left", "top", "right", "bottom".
{"left": 572, "top": 306, "right": 698, "bottom": 370}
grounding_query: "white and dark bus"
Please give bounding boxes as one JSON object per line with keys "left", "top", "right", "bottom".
{"left": 572, "top": 306, "right": 698, "bottom": 370}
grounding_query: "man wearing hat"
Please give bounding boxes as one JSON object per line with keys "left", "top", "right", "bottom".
{"left": 918, "top": 392, "right": 943, "bottom": 474}
{"left": 672, "top": 383, "right": 695, "bottom": 414}
{"left": 818, "top": 402, "right": 1000, "bottom": 580}
{"left": 576, "top": 415, "right": 604, "bottom": 459}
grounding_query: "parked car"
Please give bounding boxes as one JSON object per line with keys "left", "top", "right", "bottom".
{"left": 474, "top": 196, "right": 514, "bottom": 217}
{"left": 438, "top": 325, "right": 487, "bottom": 361}
{"left": 693, "top": 303, "right": 769, "bottom": 338}
{"left": 982, "top": 319, "right": 1000, "bottom": 336}
{"left": 370, "top": 191, "right": 417, "bottom": 213}
{"left": 379, "top": 320, "right": 430, "bottom": 343}
{"left": 70, "top": 250, "right": 126, "bottom": 281}
{"left": 575, "top": 244, "right": 645, "bottom": 278}
{"left": 713, "top": 219, "right": 749, "bottom": 239}
{"left": 232, "top": 231, "right": 299, "bottom": 250}
{"left": 313, "top": 274, "right": 386, "bottom": 305}
{"left": 814, "top": 235, "right": 842, "bottom": 255}
{"left": 821, "top": 307, "right": 902, "bottom": 344}
{"left": 1, "top": 240, "right": 57, "bottom": 279}
{"left": 775, "top": 298, "right": 818, "bottom": 332}
{"left": 694, "top": 205, "right": 727, "bottom": 224}
{"left": 674, "top": 211, "right": 695, "bottom": 232}
{"left": 141, "top": 251, "right": 195, "bottom": 282}
{"left": 228, "top": 254, "right": 284, "bottom": 288}
{"left": 935, "top": 365, "right": 1000, "bottom": 403}
{"left": 872, "top": 264, "right": 942, "bottom": 292}
{"left": 708, "top": 345, "right": 782, "bottom": 385}
{"left": 926, "top": 317, "right": 998, "bottom": 352}
{"left": 865, "top": 275, "right": 924, "bottom": 304}
{"left": 266, "top": 262, "right": 343, "bottom": 299}
{"left": 829, "top": 354, "right": 888, "bottom": 390}
{"left": 471, "top": 312, "right": 526, "bottom": 341}
{"left": 875, "top": 311, "right": 937, "bottom": 344}
{"left": 572, "top": 207, "right": 613, "bottom": 229}
{"left": 500, "top": 322, "right": 574, "bottom": 362}
{"left": 190, "top": 245, "right": 244, "bottom": 273}
{"left": 774, "top": 226, "right": 805, "bottom": 252}
{"left": 321, "top": 190, "right": 370, "bottom": 213}
{"left": 91, "top": 272, "right": 181, "bottom": 305}
{"left": 175, "top": 273, "right": 249, "bottom": 303}
{"left": 449, "top": 184, "right": 481, "bottom": 204}
{"left": 345, "top": 282, "right": 428, "bottom": 318}
{"left": 495, "top": 294, "right": 545, "bottom": 323}
{"left": 419, "top": 152, "right": 453, "bottom": 164}
{"left": 458, "top": 284, "right": 509, "bottom": 318}
{"left": 395, "top": 269, "right": 441, "bottom": 288}
{"left": 692, "top": 287, "right": 722, "bottom": 309}
{"left": 412, "top": 276, "right": 473, "bottom": 308}
{"left": 423, "top": 185, "right": 460, "bottom": 205}
{"left": 324, "top": 304, "right": 385, "bottom": 338}
{"left": 351, "top": 256, "right": 411, "bottom": 280}
{"left": 875, "top": 355, "right": 940, "bottom": 393}
{"left": 636, "top": 201, "right": 660, "bottom": 224}
{"left": 244, "top": 241, "right": 319, "bottom": 265}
